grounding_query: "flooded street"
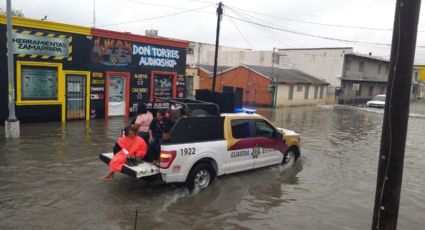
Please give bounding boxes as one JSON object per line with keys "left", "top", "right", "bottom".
{"left": 1, "top": 104, "right": 425, "bottom": 230}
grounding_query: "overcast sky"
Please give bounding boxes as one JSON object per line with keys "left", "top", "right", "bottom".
{"left": 2, "top": 0, "right": 425, "bottom": 64}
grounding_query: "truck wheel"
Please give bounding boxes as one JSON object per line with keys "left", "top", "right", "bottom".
{"left": 186, "top": 162, "right": 216, "bottom": 191}
{"left": 282, "top": 148, "right": 299, "bottom": 166}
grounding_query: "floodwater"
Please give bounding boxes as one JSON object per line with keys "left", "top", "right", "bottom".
{"left": 1, "top": 103, "right": 425, "bottom": 230}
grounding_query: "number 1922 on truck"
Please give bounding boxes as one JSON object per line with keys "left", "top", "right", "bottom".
{"left": 100, "top": 113, "right": 301, "bottom": 191}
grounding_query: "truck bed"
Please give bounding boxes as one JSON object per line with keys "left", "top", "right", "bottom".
{"left": 99, "top": 153, "right": 160, "bottom": 178}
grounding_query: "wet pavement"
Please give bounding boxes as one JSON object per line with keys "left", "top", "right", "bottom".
{"left": 1, "top": 103, "right": 424, "bottom": 229}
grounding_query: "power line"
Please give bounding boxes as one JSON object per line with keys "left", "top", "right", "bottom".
{"left": 229, "top": 5, "right": 425, "bottom": 33}
{"left": 120, "top": 0, "right": 191, "bottom": 11}
{"left": 99, "top": 5, "right": 212, "bottom": 27}
{"left": 227, "top": 16, "right": 256, "bottom": 50}
{"left": 225, "top": 7, "right": 352, "bottom": 69}
{"left": 223, "top": 12, "right": 425, "bottom": 49}
{"left": 182, "top": 0, "right": 216, "bottom": 4}
{"left": 226, "top": 7, "right": 318, "bottom": 48}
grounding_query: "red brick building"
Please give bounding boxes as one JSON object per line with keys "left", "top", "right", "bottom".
{"left": 199, "top": 65, "right": 273, "bottom": 106}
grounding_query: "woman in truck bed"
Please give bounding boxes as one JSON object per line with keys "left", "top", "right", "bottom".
{"left": 101, "top": 126, "right": 148, "bottom": 181}
{"left": 134, "top": 103, "right": 153, "bottom": 145}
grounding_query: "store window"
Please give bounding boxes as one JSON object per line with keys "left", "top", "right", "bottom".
{"left": 288, "top": 85, "right": 294, "bottom": 100}
{"left": 356, "top": 85, "right": 362, "bottom": 96}
{"left": 369, "top": 86, "right": 374, "bottom": 96}
{"left": 304, "top": 85, "right": 309, "bottom": 99}
{"left": 346, "top": 58, "right": 351, "bottom": 71}
{"left": 359, "top": 60, "right": 365, "bottom": 72}
{"left": 314, "top": 86, "right": 319, "bottom": 99}
{"left": 21, "top": 66, "right": 58, "bottom": 100}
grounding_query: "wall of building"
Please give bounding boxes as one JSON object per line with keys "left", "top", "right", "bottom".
{"left": 276, "top": 84, "right": 327, "bottom": 106}
{"left": 186, "top": 42, "right": 249, "bottom": 66}
{"left": 216, "top": 50, "right": 274, "bottom": 67}
{"left": 339, "top": 80, "right": 386, "bottom": 104}
{"left": 339, "top": 54, "right": 389, "bottom": 104}
{"left": 198, "top": 66, "right": 273, "bottom": 106}
{"left": 342, "top": 55, "right": 389, "bottom": 82}
{"left": 185, "top": 67, "right": 199, "bottom": 97}
{"left": 278, "top": 48, "right": 353, "bottom": 87}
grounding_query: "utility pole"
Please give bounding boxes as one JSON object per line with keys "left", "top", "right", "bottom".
{"left": 5, "top": 0, "right": 20, "bottom": 138}
{"left": 211, "top": 2, "right": 223, "bottom": 94}
{"left": 372, "top": 0, "right": 421, "bottom": 229}
{"left": 272, "top": 47, "right": 277, "bottom": 107}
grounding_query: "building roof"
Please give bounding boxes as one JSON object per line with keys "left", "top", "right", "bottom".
{"left": 345, "top": 53, "right": 389, "bottom": 63}
{"left": 244, "top": 65, "right": 329, "bottom": 85}
{"left": 198, "top": 64, "right": 233, "bottom": 74}
{"left": 340, "top": 78, "right": 388, "bottom": 83}
{"left": 0, "top": 15, "right": 90, "bottom": 35}
{"left": 278, "top": 47, "right": 353, "bottom": 51}
{"left": 199, "top": 64, "right": 329, "bottom": 85}
{"left": 91, "top": 28, "right": 189, "bottom": 48}
{"left": 0, "top": 15, "right": 189, "bottom": 48}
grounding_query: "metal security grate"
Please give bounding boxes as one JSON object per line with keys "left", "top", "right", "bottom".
{"left": 66, "top": 74, "right": 86, "bottom": 120}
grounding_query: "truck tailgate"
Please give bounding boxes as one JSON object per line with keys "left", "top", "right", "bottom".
{"left": 99, "top": 153, "right": 160, "bottom": 178}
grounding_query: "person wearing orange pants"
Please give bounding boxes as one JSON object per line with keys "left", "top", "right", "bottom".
{"left": 102, "top": 126, "right": 147, "bottom": 181}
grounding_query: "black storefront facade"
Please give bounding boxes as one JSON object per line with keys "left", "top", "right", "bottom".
{"left": 0, "top": 16, "right": 188, "bottom": 123}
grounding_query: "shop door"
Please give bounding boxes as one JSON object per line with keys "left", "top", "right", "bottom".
{"left": 66, "top": 74, "right": 86, "bottom": 120}
{"left": 108, "top": 75, "right": 126, "bottom": 116}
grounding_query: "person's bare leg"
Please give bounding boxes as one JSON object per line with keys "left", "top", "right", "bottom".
{"left": 101, "top": 172, "right": 114, "bottom": 181}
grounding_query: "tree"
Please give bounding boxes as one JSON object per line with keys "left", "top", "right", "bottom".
{"left": 0, "top": 8, "right": 24, "bottom": 17}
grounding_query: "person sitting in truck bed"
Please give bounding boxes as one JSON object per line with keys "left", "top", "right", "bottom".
{"left": 157, "top": 110, "right": 174, "bottom": 143}
{"left": 101, "top": 126, "right": 147, "bottom": 181}
{"left": 134, "top": 103, "right": 153, "bottom": 145}
{"left": 144, "top": 109, "right": 160, "bottom": 163}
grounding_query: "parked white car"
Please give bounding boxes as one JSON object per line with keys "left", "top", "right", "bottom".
{"left": 367, "top": 95, "right": 386, "bottom": 108}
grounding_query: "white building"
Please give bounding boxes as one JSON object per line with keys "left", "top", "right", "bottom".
{"left": 186, "top": 42, "right": 249, "bottom": 66}
{"left": 277, "top": 48, "right": 353, "bottom": 87}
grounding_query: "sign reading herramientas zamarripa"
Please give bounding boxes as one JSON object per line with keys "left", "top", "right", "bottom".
{"left": 12, "top": 33, "right": 69, "bottom": 58}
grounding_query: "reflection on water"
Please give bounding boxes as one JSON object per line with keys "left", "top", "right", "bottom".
{"left": 1, "top": 105, "right": 424, "bottom": 229}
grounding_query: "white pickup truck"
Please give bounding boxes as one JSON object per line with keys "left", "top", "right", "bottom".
{"left": 100, "top": 113, "right": 300, "bottom": 190}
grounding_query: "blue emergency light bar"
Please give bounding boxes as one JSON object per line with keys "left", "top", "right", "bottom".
{"left": 235, "top": 108, "right": 256, "bottom": 114}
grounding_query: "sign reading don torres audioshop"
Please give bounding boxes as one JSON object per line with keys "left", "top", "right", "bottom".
{"left": 12, "top": 33, "right": 70, "bottom": 58}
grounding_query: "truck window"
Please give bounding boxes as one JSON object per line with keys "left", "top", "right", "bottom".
{"left": 231, "top": 120, "right": 252, "bottom": 139}
{"left": 255, "top": 121, "right": 275, "bottom": 138}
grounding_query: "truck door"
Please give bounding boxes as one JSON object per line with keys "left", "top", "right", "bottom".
{"left": 225, "top": 119, "right": 255, "bottom": 173}
{"left": 252, "top": 120, "right": 288, "bottom": 169}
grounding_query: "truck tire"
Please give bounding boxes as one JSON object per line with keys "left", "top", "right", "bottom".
{"left": 282, "top": 147, "right": 299, "bottom": 166}
{"left": 186, "top": 162, "right": 216, "bottom": 191}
